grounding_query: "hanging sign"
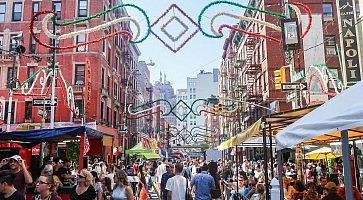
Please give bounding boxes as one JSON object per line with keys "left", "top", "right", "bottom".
{"left": 337, "top": 0, "right": 362, "bottom": 86}
{"left": 84, "top": 59, "right": 92, "bottom": 119}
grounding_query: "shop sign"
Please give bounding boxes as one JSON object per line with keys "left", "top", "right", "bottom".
{"left": 337, "top": 0, "right": 362, "bottom": 86}
{"left": 85, "top": 59, "right": 92, "bottom": 118}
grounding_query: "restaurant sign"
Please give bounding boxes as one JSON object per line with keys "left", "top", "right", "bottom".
{"left": 337, "top": 0, "right": 362, "bottom": 86}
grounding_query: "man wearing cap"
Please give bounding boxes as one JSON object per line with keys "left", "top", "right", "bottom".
{"left": 56, "top": 158, "right": 75, "bottom": 184}
{"left": 0, "top": 155, "right": 32, "bottom": 195}
{"left": 322, "top": 182, "right": 343, "bottom": 200}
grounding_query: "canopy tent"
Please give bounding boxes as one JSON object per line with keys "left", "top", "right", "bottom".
{"left": 237, "top": 137, "right": 276, "bottom": 147}
{"left": 275, "top": 81, "right": 363, "bottom": 150}
{"left": 304, "top": 147, "right": 341, "bottom": 160}
{"left": 0, "top": 126, "right": 102, "bottom": 143}
{"left": 275, "top": 81, "right": 363, "bottom": 200}
{"left": 138, "top": 152, "right": 160, "bottom": 159}
{"left": 218, "top": 118, "right": 261, "bottom": 150}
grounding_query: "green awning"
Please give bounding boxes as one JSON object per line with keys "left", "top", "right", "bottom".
{"left": 140, "top": 152, "right": 160, "bottom": 159}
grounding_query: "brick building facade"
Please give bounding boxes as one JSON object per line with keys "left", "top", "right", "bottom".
{"left": 0, "top": 0, "right": 142, "bottom": 158}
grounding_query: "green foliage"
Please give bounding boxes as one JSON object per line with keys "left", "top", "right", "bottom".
{"left": 66, "top": 140, "right": 80, "bottom": 166}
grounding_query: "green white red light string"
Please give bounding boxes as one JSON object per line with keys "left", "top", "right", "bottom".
{"left": 42, "top": 13, "right": 140, "bottom": 41}
{"left": 199, "top": 1, "right": 312, "bottom": 43}
{"left": 30, "top": 11, "right": 133, "bottom": 50}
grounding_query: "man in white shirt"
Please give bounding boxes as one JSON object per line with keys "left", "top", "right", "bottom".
{"left": 166, "top": 163, "right": 187, "bottom": 200}
{"left": 156, "top": 158, "right": 168, "bottom": 192}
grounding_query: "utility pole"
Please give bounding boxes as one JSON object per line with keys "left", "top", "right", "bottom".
{"left": 50, "top": 7, "right": 57, "bottom": 129}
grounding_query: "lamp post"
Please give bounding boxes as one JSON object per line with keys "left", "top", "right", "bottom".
{"left": 121, "top": 69, "right": 140, "bottom": 161}
{"left": 5, "top": 34, "right": 25, "bottom": 131}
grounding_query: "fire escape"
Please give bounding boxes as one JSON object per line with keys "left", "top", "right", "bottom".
{"left": 244, "top": 36, "right": 262, "bottom": 124}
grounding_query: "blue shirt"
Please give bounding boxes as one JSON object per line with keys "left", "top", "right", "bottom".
{"left": 191, "top": 171, "right": 215, "bottom": 200}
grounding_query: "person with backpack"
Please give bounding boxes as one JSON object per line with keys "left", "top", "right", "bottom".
{"left": 208, "top": 162, "right": 222, "bottom": 199}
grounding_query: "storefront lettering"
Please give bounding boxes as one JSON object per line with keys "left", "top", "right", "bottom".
{"left": 338, "top": 0, "right": 362, "bottom": 86}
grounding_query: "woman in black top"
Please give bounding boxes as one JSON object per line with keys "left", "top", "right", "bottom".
{"left": 70, "top": 169, "right": 96, "bottom": 200}
{"left": 0, "top": 170, "right": 25, "bottom": 200}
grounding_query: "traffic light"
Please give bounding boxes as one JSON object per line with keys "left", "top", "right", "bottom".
{"left": 214, "top": 103, "right": 223, "bottom": 115}
{"left": 274, "top": 66, "right": 287, "bottom": 90}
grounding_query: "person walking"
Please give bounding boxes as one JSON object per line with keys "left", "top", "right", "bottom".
{"left": 165, "top": 163, "right": 187, "bottom": 200}
{"left": 70, "top": 169, "right": 97, "bottom": 200}
{"left": 32, "top": 175, "right": 62, "bottom": 200}
{"left": 161, "top": 165, "right": 175, "bottom": 200}
{"left": 191, "top": 164, "right": 215, "bottom": 200}
{"left": 0, "top": 170, "right": 25, "bottom": 200}
{"left": 112, "top": 169, "right": 134, "bottom": 200}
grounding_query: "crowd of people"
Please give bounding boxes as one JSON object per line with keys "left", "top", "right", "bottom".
{"left": 0, "top": 154, "right": 361, "bottom": 200}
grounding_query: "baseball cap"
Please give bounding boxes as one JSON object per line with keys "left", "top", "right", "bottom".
{"left": 325, "top": 182, "right": 337, "bottom": 190}
{"left": 9, "top": 155, "right": 21, "bottom": 161}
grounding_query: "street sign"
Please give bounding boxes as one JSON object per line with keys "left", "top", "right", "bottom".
{"left": 281, "top": 82, "right": 307, "bottom": 91}
{"left": 286, "top": 92, "right": 297, "bottom": 102}
{"left": 32, "top": 98, "right": 57, "bottom": 106}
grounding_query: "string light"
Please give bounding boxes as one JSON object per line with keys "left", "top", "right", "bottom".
{"left": 210, "top": 12, "right": 282, "bottom": 37}
{"left": 219, "top": 24, "right": 281, "bottom": 43}
{"left": 31, "top": 11, "right": 133, "bottom": 50}
{"left": 291, "top": 2, "right": 312, "bottom": 39}
{"left": 198, "top": 0, "right": 286, "bottom": 38}
{"left": 55, "top": 3, "right": 151, "bottom": 44}
{"left": 42, "top": 13, "right": 141, "bottom": 42}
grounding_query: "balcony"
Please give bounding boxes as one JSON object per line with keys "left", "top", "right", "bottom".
{"left": 246, "top": 63, "right": 262, "bottom": 75}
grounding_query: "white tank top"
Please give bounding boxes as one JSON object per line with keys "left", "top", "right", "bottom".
{"left": 112, "top": 185, "right": 128, "bottom": 200}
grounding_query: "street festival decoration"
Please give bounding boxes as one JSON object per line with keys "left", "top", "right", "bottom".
{"left": 30, "top": 1, "right": 313, "bottom": 52}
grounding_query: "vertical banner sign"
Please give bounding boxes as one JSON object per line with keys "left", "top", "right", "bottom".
{"left": 295, "top": 144, "right": 303, "bottom": 180}
{"left": 85, "top": 59, "right": 92, "bottom": 119}
{"left": 337, "top": 0, "right": 362, "bottom": 86}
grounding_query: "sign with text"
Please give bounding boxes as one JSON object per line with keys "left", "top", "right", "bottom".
{"left": 32, "top": 98, "right": 57, "bottom": 106}
{"left": 85, "top": 59, "right": 92, "bottom": 118}
{"left": 337, "top": 0, "right": 362, "bottom": 86}
{"left": 281, "top": 82, "right": 307, "bottom": 91}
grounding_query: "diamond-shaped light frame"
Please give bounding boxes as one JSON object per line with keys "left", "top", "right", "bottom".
{"left": 151, "top": 4, "right": 199, "bottom": 53}
{"left": 170, "top": 99, "right": 192, "bottom": 122}
{"left": 161, "top": 16, "right": 189, "bottom": 42}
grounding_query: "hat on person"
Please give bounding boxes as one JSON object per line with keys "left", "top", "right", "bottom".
{"left": 9, "top": 155, "right": 21, "bottom": 161}
{"left": 325, "top": 182, "right": 337, "bottom": 190}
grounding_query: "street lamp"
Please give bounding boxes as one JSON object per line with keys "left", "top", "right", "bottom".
{"left": 121, "top": 69, "right": 141, "bottom": 161}
{"left": 6, "top": 34, "right": 25, "bottom": 131}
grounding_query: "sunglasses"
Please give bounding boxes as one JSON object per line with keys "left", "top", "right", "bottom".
{"left": 37, "top": 180, "right": 50, "bottom": 185}
{"left": 78, "top": 175, "right": 86, "bottom": 178}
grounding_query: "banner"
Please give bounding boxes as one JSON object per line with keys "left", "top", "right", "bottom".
{"left": 337, "top": 0, "right": 362, "bottom": 86}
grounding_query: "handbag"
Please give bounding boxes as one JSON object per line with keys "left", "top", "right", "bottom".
{"left": 185, "top": 178, "right": 193, "bottom": 200}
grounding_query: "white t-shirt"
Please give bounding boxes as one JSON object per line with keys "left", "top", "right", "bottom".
{"left": 156, "top": 163, "right": 166, "bottom": 183}
{"left": 165, "top": 175, "right": 187, "bottom": 200}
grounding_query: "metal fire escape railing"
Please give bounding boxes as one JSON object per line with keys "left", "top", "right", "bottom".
{"left": 244, "top": 36, "right": 262, "bottom": 102}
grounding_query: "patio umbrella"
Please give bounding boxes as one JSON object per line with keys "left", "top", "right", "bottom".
{"left": 304, "top": 147, "right": 341, "bottom": 160}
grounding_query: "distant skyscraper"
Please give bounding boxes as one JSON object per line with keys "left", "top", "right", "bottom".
{"left": 173, "top": 69, "right": 219, "bottom": 146}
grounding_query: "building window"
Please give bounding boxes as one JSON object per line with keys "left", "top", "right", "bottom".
{"left": 114, "top": 82, "right": 118, "bottom": 99}
{"left": 29, "top": 36, "right": 36, "bottom": 53}
{"left": 193, "top": 94, "right": 196, "bottom": 99}
{"left": 76, "top": 34, "right": 86, "bottom": 52}
{"left": 74, "top": 99, "right": 83, "bottom": 119}
{"left": 113, "top": 110, "right": 117, "bottom": 128}
{"left": 0, "top": 34, "right": 3, "bottom": 54}
{"left": 4, "top": 102, "right": 15, "bottom": 123}
{"left": 12, "top": 2, "right": 22, "bottom": 21}
{"left": 32, "top": 2, "right": 40, "bottom": 20}
{"left": 7, "top": 67, "right": 17, "bottom": 88}
{"left": 106, "top": 107, "right": 110, "bottom": 125}
{"left": 323, "top": 3, "right": 333, "bottom": 21}
{"left": 194, "top": 121, "right": 196, "bottom": 125}
{"left": 0, "top": 3, "right": 6, "bottom": 22}
{"left": 27, "top": 66, "right": 35, "bottom": 86}
{"left": 52, "top": 2, "right": 61, "bottom": 20}
{"left": 10, "top": 34, "right": 18, "bottom": 50}
{"left": 74, "top": 64, "right": 85, "bottom": 84}
{"left": 100, "top": 101, "right": 105, "bottom": 120}
{"left": 25, "top": 101, "right": 32, "bottom": 119}
{"left": 107, "top": 47, "right": 111, "bottom": 66}
{"left": 190, "top": 95, "right": 192, "bottom": 99}
{"left": 115, "top": 56, "right": 119, "bottom": 71}
{"left": 107, "top": 75, "right": 111, "bottom": 93}
{"left": 101, "top": 68, "right": 105, "bottom": 88}
{"left": 78, "top": 0, "right": 88, "bottom": 17}
{"left": 103, "top": 6, "right": 106, "bottom": 21}
{"left": 325, "top": 35, "right": 336, "bottom": 56}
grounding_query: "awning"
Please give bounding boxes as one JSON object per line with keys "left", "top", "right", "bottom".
{"left": 140, "top": 152, "right": 160, "bottom": 159}
{"left": 218, "top": 118, "right": 262, "bottom": 150}
{"left": 0, "top": 126, "right": 102, "bottom": 143}
{"left": 275, "top": 81, "right": 363, "bottom": 150}
{"left": 304, "top": 147, "right": 341, "bottom": 160}
{"left": 125, "top": 142, "right": 156, "bottom": 155}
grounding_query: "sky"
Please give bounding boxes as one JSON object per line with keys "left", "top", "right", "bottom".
{"left": 123, "top": 0, "right": 248, "bottom": 90}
